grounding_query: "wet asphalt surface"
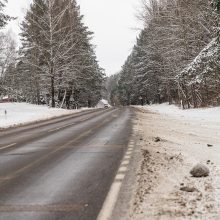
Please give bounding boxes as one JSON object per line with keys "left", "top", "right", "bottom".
{"left": 0, "top": 107, "right": 133, "bottom": 220}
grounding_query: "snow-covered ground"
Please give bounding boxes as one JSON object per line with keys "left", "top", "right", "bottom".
{"left": 0, "top": 102, "right": 91, "bottom": 129}
{"left": 147, "top": 103, "right": 220, "bottom": 123}
{"left": 129, "top": 104, "right": 220, "bottom": 220}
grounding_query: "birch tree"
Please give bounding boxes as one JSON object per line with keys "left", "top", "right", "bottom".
{"left": 0, "top": 32, "right": 17, "bottom": 97}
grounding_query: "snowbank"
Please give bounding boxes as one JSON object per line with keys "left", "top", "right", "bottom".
{"left": 144, "top": 103, "right": 220, "bottom": 123}
{"left": 132, "top": 103, "right": 220, "bottom": 219}
{"left": 0, "top": 102, "right": 90, "bottom": 129}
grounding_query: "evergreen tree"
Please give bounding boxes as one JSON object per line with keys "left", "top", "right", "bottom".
{"left": 213, "top": 0, "right": 220, "bottom": 12}
{"left": 19, "top": 0, "right": 104, "bottom": 108}
{"left": 117, "top": 0, "right": 214, "bottom": 107}
{"left": 0, "top": 0, "right": 12, "bottom": 28}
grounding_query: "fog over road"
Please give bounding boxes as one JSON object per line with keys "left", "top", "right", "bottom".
{"left": 0, "top": 108, "right": 134, "bottom": 220}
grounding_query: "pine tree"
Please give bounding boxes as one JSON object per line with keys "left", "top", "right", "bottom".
{"left": 117, "top": 0, "right": 215, "bottom": 106}
{"left": 213, "top": 0, "right": 220, "bottom": 12}
{"left": 0, "top": 0, "right": 12, "bottom": 28}
{"left": 19, "top": 0, "right": 104, "bottom": 108}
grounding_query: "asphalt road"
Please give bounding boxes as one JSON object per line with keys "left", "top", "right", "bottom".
{"left": 0, "top": 107, "right": 133, "bottom": 220}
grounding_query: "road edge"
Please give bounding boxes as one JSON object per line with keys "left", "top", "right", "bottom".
{"left": 0, "top": 108, "right": 109, "bottom": 131}
{"left": 97, "top": 108, "right": 141, "bottom": 220}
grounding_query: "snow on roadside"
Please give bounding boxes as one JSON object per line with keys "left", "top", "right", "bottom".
{"left": 129, "top": 104, "right": 220, "bottom": 220}
{"left": 0, "top": 102, "right": 92, "bottom": 129}
{"left": 144, "top": 103, "right": 220, "bottom": 123}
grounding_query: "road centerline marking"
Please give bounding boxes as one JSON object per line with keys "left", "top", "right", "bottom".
{"left": 0, "top": 143, "right": 16, "bottom": 151}
{"left": 0, "top": 108, "right": 120, "bottom": 189}
{"left": 0, "top": 112, "right": 116, "bottom": 185}
{"left": 48, "top": 123, "right": 76, "bottom": 132}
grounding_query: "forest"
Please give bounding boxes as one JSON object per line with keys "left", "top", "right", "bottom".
{"left": 110, "top": 0, "right": 220, "bottom": 109}
{"left": 0, "top": 0, "right": 104, "bottom": 108}
{"left": 1, "top": 0, "right": 220, "bottom": 109}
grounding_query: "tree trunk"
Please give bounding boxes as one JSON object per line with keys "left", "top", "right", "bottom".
{"left": 36, "top": 87, "right": 40, "bottom": 105}
{"left": 191, "top": 84, "right": 197, "bottom": 108}
{"left": 51, "top": 76, "right": 55, "bottom": 107}
{"left": 204, "top": 77, "right": 209, "bottom": 106}
{"left": 88, "top": 99, "right": 91, "bottom": 108}
{"left": 167, "top": 82, "right": 172, "bottom": 105}
{"left": 60, "top": 89, "right": 66, "bottom": 109}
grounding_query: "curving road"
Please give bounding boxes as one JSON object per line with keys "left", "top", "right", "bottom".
{"left": 0, "top": 107, "right": 133, "bottom": 220}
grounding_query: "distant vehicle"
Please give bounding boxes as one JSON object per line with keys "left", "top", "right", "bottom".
{"left": 96, "top": 99, "right": 111, "bottom": 108}
{"left": 0, "top": 96, "right": 13, "bottom": 103}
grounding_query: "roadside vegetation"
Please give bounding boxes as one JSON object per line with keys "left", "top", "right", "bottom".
{"left": 0, "top": 0, "right": 105, "bottom": 108}
{"left": 110, "top": 0, "right": 220, "bottom": 109}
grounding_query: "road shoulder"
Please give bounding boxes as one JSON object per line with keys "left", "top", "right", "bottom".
{"left": 128, "top": 107, "right": 220, "bottom": 220}
{"left": 97, "top": 108, "right": 141, "bottom": 220}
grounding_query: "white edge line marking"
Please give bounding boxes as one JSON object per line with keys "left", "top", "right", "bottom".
{"left": 118, "top": 166, "right": 128, "bottom": 172}
{"left": 97, "top": 139, "right": 135, "bottom": 220}
{"left": 121, "top": 160, "right": 130, "bottom": 165}
{"left": 48, "top": 123, "right": 76, "bottom": 132}
{"left": 124, "top": 155, "right": 131, "bottom": 159}
{"left": 125, "top": 151, "right": 132, "bottom": 156}
{"left": 115, "top": 174, "right": 125, "bottom": 181}
{"left": 97, "top": 182, "right": 122, "bottom": 220}
{"left": 0, "top": 143, "right": 16, "bottom": 150}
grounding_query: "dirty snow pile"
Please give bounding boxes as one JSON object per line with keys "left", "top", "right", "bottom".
{"left": 0, "top": 102, "right": 88, "bottom": 129}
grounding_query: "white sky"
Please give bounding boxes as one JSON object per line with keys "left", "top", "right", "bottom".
{"left": 4, "top": 0, "right": 142, "bottom": 76}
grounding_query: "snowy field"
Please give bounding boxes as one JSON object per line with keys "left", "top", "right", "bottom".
{"left": 130, "top": 104, "right": 220, "bottom": 220}
{"left": 146, "top": 103, "right": 220, "bottom": 123}
{"left": 0, "top": 102, "right": 90, "bottom": 129}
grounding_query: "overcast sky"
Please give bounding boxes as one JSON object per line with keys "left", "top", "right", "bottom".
{"left": 5, "top": 0, "right": 142, "bottom": 76}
